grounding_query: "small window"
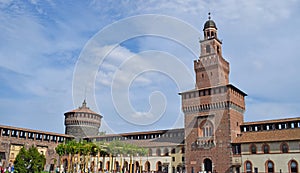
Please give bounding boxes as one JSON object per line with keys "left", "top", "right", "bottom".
{"left": 262, "top": 144, "right": 270, "bottom": 154}
{"left": 281, "top": 143, "right": 289, "bottom": 153}
{"left": 171, "top": 148, "right": 176, "bottom": 154}
{"left": 156, "top": 148, "right": 161, "bottom": 156}
{"left": 291, "top": 123, "right": 295, "bottom": 128}
{"left": 206, "top": 45, "right": 211, "bottom": 53}
{"left": 250, "top": 144, "right": 257, "bottom": 154}
{"left": 172, "top": 157, "right": 175, "bottom": 162}
{"left": 217, "top": 46, "right": 220, "bottom": 54}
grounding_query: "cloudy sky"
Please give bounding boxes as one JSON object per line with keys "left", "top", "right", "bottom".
{"left": 1, "top": 0, "right": 300, "bottom": 134}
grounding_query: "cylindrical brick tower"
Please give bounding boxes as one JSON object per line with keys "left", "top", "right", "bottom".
{"left": 64, "top": 100, "right": 102, "bottom": 139}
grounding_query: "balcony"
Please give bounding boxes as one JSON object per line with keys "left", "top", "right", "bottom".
{"left": 191, "top": 137, "right": 215, "bottom": 150}
{"left": 231, "top": 156, "right": 242, "bottom": 166}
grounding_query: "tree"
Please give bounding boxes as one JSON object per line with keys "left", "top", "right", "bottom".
{"left": 64, "top": 140, "right": 79, "bottom": 173}
{"left": 55, "top": 143, "right": 66, "bottom": 172}
{"left": 14, "top": 147, "right": 28, "bottom": 173}
{"left": 14, "top": 146, "right": 46, "bottom": 173}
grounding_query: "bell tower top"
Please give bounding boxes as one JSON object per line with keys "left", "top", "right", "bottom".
{"left": 194, "top": 14, "right": 229, "bottom": 89}
{"left": 203, "top": 13, "right": 218, "bottom": 39}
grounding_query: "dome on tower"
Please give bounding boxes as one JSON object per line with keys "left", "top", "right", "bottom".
{"left": 203, "top": 19, "right": 217, "bottom": 30}
{"left": 203, "top": 12, "right": 217, "bottom": 30}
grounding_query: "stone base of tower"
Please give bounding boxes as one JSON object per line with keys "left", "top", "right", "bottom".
{"left": 184, "top": 109, "right": 234, "bottom": 173}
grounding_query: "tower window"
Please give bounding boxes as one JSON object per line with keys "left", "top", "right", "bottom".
{"left": 198, "top": 119, "right": 214, "bottom": 137}
{"left": 206, "top": 45, "right": 211, "bottom": 53}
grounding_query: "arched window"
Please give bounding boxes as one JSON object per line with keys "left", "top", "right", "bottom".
{"left": 171, "top": 148, "right": 176, "bottom": 154}
{"left": 289, "top": 160, "right": 298, "bottom": 173}
{"left": 198, "top": 120, "right": 214, "bottom": 137}
{"left": 262, "top": 144, "right": 270, "bottom": 154}
{"left": 245, "top": 161, "right": 252, "bottom": 173}
{"left": 164, "top": 148, "right": 169, "bottom": 156}
{"left": 281, "top": 143, "right": 289, "bottom": 153}
{"left": 156, "top": 148, "right": 161, "bottom": 156}
{"left": 250, "top": 144, "right": 257, "bottom": 154}
{"left": 266, "top": 160, "right": 274, "bottom": 173}
{"left": 148, "top": 148, "right": 152, "bottom": 156}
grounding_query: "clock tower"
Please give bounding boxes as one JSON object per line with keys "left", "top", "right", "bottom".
{"left": 180, "top": 14, "right": 247, "bottom": 173}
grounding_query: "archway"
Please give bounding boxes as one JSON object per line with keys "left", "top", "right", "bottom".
{"left": 106, "top": 161, "right": 110, "bottom": 171}
{"left": 157, "top": 161, "right": 162, "bottom": 172}
{"left": 203, "top": 158, "right": 212, "bottom": 172}
{"left": 63, "top": 159, "right": 68, "bottom": 172}
{"left": 99, "top": 161, "right": 103, "bottom": 171}
{"left": 135, "top": 161, "right": 140, "bottom": 173}
{"left": 123, "top": 161, "right": 129, "bottom": 172}
{"left": 145, "top": 161, "right": 150, "bottom": 172}
{"left": 290, "top": 160, "right": 298, "bottom": 173}
{"left": 115, "top": 161, "right": 120, "bottom": 172}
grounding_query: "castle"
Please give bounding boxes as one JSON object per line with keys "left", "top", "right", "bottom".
{"left": 1, "top": 15, "right": 300, "bottom": 173}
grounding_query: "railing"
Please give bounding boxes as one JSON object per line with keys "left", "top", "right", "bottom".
{"left": 191, "top": 137, "right": 215, "bottom": 150}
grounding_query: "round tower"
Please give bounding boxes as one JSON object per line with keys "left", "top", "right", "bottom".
{"left": 64, "top": 100, "right": 102, "bottom": 139}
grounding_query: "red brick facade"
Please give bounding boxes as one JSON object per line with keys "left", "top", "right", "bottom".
{"left": 180, "top": 17, "right": 246, "bottom": 173}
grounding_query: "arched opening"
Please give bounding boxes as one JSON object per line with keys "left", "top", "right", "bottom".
{"left": 203, "top": 158, "right": 212, "bottom": 172}
{"left": 106, "top": 161, "right": 110, "bottom": 171}
{"left": 63, "top": 159, "right": 68, "bottom": 172}
{"left": 171, "top": 148, "right": 176, "bottom": 154}
{"left": 289, "top": 160, "right": 298, "bottom": 173}
{"left": 135, "top": 161, "right": 140, "bottom": 173}
{"left": 198, "top": 120, "right": 214, "bottom": 137}
{"left": 250, "top": 144, "right": 257, "bottom": 154}
{"left": 156, "top": 148, "right": 161, "bottom": 156}
{"left": 115, "top": 161, "right": 120, "bottom": 172}
{"left": 281, "top": 142, "right": 289, "bottom": 153}
{"left": 262, "top": 144, "right": 270, "bottom": 154}
{"left": 157, "top": 161, "right": 162, "bottom": 172}
{"left": 266, "top": 160, "right": 274, "bottom": 173}
{"left": 244, "top": 161, "right": 252, "bottom": 173}
{"left": 123, "top": 161, "right": 129, "bottom": 173}
{"left": 99, "top": 161, "right": 103, "bottom": 171}
{"left": 145, "top": 161, "right": 150, "bottom": 172}
{"left": 164, "top": 148, "right": 169, "bottom": 156}
{"left": 148, "top": 148, "right": 152, "bottom": 156}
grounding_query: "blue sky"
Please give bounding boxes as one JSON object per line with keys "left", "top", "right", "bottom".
{"left": 1, "top": 0, "right": 300, "bottom": 134}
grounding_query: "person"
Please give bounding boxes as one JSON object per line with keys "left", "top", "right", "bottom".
{"left": 10, "top": 165, "right": 14, "bottom": 173}
{"left": 55, "top": 166, "right": 59, "bottom": 173}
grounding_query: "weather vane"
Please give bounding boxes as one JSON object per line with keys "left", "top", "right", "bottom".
{"left": 208, "top": 12, "right": 211, "bottom": 20}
